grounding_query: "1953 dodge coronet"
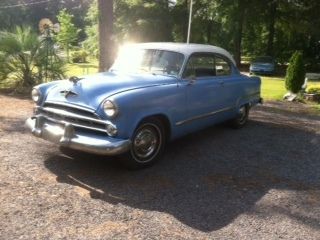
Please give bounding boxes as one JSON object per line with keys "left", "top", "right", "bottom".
{"left": 26, "top": 43, "right": 262, "bottom": 168}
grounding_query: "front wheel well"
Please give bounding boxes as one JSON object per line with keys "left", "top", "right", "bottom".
{"left": 136, "top": 114, "right": 171, "bottom": 141}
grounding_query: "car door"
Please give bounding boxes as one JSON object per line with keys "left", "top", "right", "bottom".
{"left": 181, "top": 53, "right": 227, "bottom": 123}
{"left": 214, "top": 54, "right": 239, "bottom": 108}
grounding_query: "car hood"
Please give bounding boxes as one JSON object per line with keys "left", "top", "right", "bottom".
{"left": 44, "top": 71, "right": 177, "bottom": 110}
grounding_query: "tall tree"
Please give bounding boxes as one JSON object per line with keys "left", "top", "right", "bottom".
{"left": 233, "top": 0, "right": 248, "bottom": 67}
{"left": 98, "top": 0, "right": 114, "bottom": 72}
{"left": 83, "top": 0, "right": 99, "bottom": 58}
{"left": 266, "top": 0, "right": 277, "bottom": 56}
{"left": 56, "top": 9, "right": 80, "bottom": 62}
{"left": 115, "top": 0, "right": 175, "bottom": 43}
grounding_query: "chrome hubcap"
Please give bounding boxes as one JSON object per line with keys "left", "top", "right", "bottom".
{"left": 133, "top": 126, "right": 159, "bottom": 161}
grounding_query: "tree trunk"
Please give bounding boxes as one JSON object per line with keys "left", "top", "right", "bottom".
{"left": 163, "top": 0, "right": 173, "bottom": 41}
{"left": 266, "top": 0, "right": 277, "bottom": 56}
{"left": 234, "top": 0, "right": 246, "bottom": 67}
{"left": 98, "top": 0, "right": 114, "bottom": 72}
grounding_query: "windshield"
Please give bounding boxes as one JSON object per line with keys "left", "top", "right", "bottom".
{"left": 110, "top": 47, "right": 185, "bottom": 77}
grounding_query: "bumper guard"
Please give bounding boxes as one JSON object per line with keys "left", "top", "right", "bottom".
{"left": 25, "top": 116, "right": 131, "bottom": 156}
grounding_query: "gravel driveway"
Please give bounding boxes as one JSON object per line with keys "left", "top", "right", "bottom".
{"left": 1, "top": 94, "right": 320, "bottom": 240}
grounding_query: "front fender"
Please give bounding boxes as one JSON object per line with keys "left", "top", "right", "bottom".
{"left": 106, "top": 83, "right": 186, "bottom": 139}
{"left": 35, "top": 80, "right": 67, "bottom": 106}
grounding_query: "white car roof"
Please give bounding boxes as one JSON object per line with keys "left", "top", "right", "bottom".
{"left": 131, "top": 42, "right": 236, "bottom": 66}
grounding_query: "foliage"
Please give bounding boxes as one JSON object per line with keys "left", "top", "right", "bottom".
{"left": 0, "top": 0, "right": 320, "bottom": 69}
{"left": 0, "top": 26, "right": 65, "bottom": 87}
{"left": 112, "top": 0, "right": 320, "bottom": 67}
{"left": 307, "top": 87, "right": 320, "bottom": 95}
{"left": 56, "top": 9, "right": 80, "bottom": 62}
{"left": 71, "top": 50, "right": 89, "bottom": 63}
{"left": 82, "top": 0, "right": 99, "bottom": 58}
{"left": 0, "top": 1, "right": 91, "bottom": 38}
{"left": 285, "top": 51, "right": 306, "bottom": 93}
{"left": 115, "top": 0, "right": 175, "bottom": 43}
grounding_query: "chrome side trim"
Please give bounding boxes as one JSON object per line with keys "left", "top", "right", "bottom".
{"left": 175, "top": 106, "right": 234, "bottom": 126}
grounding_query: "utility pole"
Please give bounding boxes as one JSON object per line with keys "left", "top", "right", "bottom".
{"left": 187, "top": 0, "right": 193, "bottom": 44}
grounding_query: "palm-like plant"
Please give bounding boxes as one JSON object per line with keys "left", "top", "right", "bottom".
{"left": 0, "top": 26, "right": 65, "bottom": 88}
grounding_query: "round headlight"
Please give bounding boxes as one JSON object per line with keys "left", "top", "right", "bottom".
{"left": 31, "top": 88, "right": 41, "bottom": 103}
{"left": 103, "top": 100, "right": 118, "bottom": 118}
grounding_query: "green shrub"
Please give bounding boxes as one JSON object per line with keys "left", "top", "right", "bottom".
{"left": 0, "top": 26, "right": 65, "bottom": 87}
{"left": 307, "top": 87, "right": 320, "bottom": 94}
{"left": 285, "top": 51, "right": 306, "bottom": 93}
{"left": 71, "top": 50, "right": 88, "bottom": 63}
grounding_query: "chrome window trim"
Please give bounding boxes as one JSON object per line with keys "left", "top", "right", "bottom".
{"left": 181, "top": 52, "right": 235, "bottom": 80}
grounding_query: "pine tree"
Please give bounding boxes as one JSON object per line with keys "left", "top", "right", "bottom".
{"left": 285, "top": 51, "right": 306, "bottom": 94}
{"left": 56, "top": 9, "right": 80, "bottom": 62}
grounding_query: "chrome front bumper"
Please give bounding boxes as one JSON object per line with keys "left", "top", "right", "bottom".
{"left": 25, "top": 116, "right": 131, "bottom": 156}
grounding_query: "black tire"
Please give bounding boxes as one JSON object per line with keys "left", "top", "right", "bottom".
{"left": 120, "top": 117, "right": 166, "bottom": 169}
{"left": 230, "top": 105, "right": 250, "bottom": 128}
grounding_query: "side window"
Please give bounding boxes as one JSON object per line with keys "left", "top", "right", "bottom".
{"left": 183, "top": 54, "right": 216, "bottom": 78}
{"left": 215, "top": 56, "right": 231, "bottom": 76}
{"left": 183, "top": 53, "right": 232, "bottom": 79}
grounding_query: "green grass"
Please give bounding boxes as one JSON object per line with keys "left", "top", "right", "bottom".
{"left": 66, "top": 59, "right": 98, "bottom": 77}
{"left": 260, "top": 76, "right": 320, "bottom": 100}
{"left": 261, "top": 77, "right": 286, "bottom": 100}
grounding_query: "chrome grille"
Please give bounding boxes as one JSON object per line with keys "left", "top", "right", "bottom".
{"left": 43, "top": 102, "right": 99, "bottom": 119}
{"left": 37, "top": 103, "right": 107, "bottom": 133}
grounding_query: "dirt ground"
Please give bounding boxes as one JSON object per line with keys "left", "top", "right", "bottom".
{"left": 0, "top": 94, "right": 320, "bottom": 240}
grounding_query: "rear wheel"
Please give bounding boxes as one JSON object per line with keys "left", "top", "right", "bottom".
{"left": 120, "top": 118, "right": 166, "bottom": 169}
{"left": 230, "top": 105, "right": 249, "bottom": 128}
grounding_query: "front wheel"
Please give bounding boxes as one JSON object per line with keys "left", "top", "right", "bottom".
{"left": 120, "top": 118, "right": 166, "bottom": 169}
{"left": 230, "top": 105, "right": 250, "bottom": 128}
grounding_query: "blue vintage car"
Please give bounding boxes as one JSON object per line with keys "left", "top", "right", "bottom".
{"left": 26, "top": 43, "right": 262, "bottom": 168}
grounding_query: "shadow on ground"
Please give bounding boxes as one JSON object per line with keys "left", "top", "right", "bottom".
{"left": 44, "top": 118, "right": 320, "bottom": 232}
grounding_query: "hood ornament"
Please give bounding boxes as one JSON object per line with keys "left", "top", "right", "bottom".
{"left": 69, "top": 76, "right": 83, "bottom": 84}
{"left": 60, "top": 89, "right": 78, "bottom": 98}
